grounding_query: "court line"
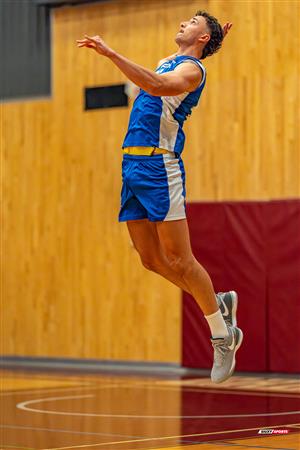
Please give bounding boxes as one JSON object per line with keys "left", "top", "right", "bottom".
{"left": 16, "top": 394, "right": 300, "bottom": 419}
{"left": 41, "top": 423, "right": 300, "bottom": 450}
{"left": 0, "top": 424, "right": 146, "bottom": 439}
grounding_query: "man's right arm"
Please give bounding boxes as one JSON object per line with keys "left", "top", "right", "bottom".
{"left": 77, "top": 35, "right": 199, "bottom": 96}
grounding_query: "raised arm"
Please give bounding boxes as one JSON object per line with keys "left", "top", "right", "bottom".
{"left": 77, "top": 35, "right": 201, "bottom": 96}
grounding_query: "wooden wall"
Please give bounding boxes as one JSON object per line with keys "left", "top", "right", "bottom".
{"left": 2, "top": 0, "right": 299, "bottom": 362}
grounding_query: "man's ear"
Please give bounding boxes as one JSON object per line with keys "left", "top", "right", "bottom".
{"left": 198, "top": 33, "right": 210, "bottom": 45}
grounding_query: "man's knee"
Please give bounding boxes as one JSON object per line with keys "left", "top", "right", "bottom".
{"left": 166, "top": 252, "right": 193, "bottom": 276}
{"left": 140, "top": 256, "right": 155, "bottom": 272}
{"left": 135, "top": 249, "right": 163, "bottom": 273}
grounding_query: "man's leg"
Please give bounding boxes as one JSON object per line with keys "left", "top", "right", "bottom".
{"left": 155, "top": 219, "right": 219, "bottom": 316}
{"left": 156, "top": 219, "right": 243, "bottom": 383}
{"left": 127, "top": 219, "right": 238, "bottom": 327}
{"left": 128, "top": 218, "right": 226, "bottom": 325}
{"left": 128, "top": 217, "right": 228, "bottom": 337}
{"left": 127, "top": 218, "right": 243, "bottom": 383}
{"left": 127, "top": 219, "right": 192, "bottom": 294}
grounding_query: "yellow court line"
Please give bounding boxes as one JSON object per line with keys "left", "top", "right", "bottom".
{"left": 42, "top": 422, "right": 300, "bottom": 450}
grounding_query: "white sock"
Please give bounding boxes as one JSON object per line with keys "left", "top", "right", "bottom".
{"left": 205, "top": 309, "right": 229, "bottom": 338}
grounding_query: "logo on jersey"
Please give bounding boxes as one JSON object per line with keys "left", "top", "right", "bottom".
{"left": 156, "top": 63, "right": 172, "bottom": 74}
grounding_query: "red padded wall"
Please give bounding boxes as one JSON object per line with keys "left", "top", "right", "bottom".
{"left": 182, "top": 200, "right": 300, "bottom": 373}
{"left": 266, "top": 201, "right": 300, "bottom": 372}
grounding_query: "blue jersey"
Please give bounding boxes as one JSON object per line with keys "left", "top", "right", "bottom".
{"left": 122, "top": 55, "right": 206, "bottom": 155}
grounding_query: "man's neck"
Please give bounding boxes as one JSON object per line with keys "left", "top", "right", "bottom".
{"left": 176, "top": 44, "right": 203, "bottom": 60}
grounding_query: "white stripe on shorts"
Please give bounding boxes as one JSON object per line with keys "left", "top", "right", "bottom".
{"left": 163, "top": 154, "right": 186, "bottom": 221}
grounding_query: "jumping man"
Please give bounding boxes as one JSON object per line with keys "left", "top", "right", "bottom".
{"left": 77, "top": 10, "right": 243, "bottom": 383}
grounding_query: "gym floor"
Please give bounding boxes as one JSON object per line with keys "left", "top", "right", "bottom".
{"left": 1, "top": 369, "right": 299, "bottom": 450}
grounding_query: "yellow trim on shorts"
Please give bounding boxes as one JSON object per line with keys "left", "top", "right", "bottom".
{"left": 123, "top": 146, "right": 173, "bottom": 156}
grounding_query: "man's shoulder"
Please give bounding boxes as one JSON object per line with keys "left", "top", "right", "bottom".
{"left": 157, "top": 53, "right": 178, "bottom": 67}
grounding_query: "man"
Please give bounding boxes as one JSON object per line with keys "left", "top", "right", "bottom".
{"left": 77, "top": 10, "right": 243, "bottom": 383}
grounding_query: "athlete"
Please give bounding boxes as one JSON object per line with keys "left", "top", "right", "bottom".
{"left": 77, "top": 10, "right": 243, "bottom": 383}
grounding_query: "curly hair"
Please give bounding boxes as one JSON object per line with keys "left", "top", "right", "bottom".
{"left": 195, "top": 10, "right": 224, "bottom": 59}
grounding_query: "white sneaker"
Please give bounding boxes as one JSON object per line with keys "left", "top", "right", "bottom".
{"left": 211, "top": 325, "right": 243, "bottom": 383}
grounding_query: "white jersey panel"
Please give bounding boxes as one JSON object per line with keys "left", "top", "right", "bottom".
{"left": 159, "top": 92, "right": 190, "bottom": 151}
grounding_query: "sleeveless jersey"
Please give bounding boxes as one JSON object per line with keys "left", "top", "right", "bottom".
{"left": 122, "top": 55, "right": 206, "bottom": 155}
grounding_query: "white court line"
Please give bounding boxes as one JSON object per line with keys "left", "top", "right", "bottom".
{"left": 41, "top": 422, "right": 300, "bottom": 450}
{"left": 16, "top": 394, "right": 300, "bottom": 419}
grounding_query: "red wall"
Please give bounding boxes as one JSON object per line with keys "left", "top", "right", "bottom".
{"left": 182, "top": 200, "right": 300, "bottom": 373}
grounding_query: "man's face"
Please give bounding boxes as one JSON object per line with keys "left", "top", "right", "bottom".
{"left": 175, "top": 15, "right": 210, "bottom": 46}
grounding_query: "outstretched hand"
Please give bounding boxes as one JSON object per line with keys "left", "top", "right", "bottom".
{"left": 76, "top": 34, "right": 115, "bottom": 57}
{"left": 222, "top": 22, "right": 233, "bottom": 37}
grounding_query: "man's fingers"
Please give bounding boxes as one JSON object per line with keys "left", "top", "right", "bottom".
{"left": 76, "top": 34, "right": 111, "bottom": 55}
{"left": 76, "top": 36, "right": 97, "bottom": 43}
{"left": 77, "top": 35, "right": 102, "bottom": 46}
{"left": 84, "top": 34, "right": 98, "bottom": 43}
{"left": 222, "top": 22, "right": 233, "bottom": 37}
{"left": 77, "top": 42, "right": 95, "bottom": 48}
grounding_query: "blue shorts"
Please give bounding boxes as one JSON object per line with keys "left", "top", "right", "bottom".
{"left": 119, "top": 153, "right": 186, "bottom": 222}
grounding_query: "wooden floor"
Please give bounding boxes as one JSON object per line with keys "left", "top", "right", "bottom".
{"left": 0, "top": 369, "right": 299, "bottom": 450}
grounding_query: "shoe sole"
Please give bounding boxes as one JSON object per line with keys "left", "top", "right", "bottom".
{"left": 213, "top": 328, "right": 244, "bottom": 384}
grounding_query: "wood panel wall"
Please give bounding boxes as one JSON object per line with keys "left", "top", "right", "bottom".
{"left": 2, "top": 0, "right": 299, "bottom": 362}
